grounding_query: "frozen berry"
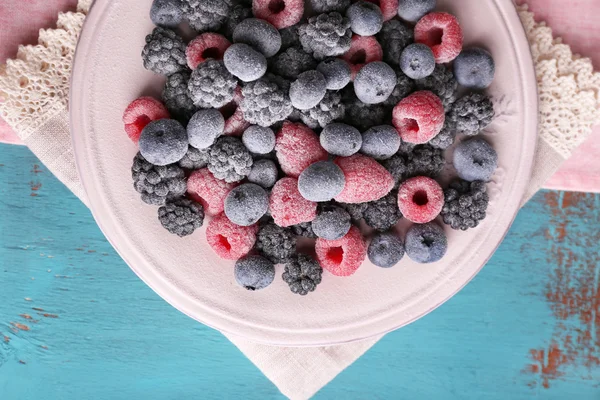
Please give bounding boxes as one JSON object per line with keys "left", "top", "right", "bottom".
{"left": 360, "top": 125, "right": 400, "bottom": 160}
{"left": 415, "top": 64, "right": 458, "bottom": 109}
{"left": 429, "top": 119, "right": 456, "bottom": 150}
{"left": 363, "top": 191, "right": 402, "bottom": 231}
{"left": 206, "top": 213, "right": 258, "bottom": 260}
{"left": 142, "top": 27, "right": 188, "bottom": 76}
{"left": 397, "top": 0, "right": 435, "bottom": 22}
{"left": 132, "top": 153, "right": 187, "bottom": 206}
{"left": 233, "top": 18, "right": 282, "bottom": 57}
{"left": 248, "top": 159, "right": 279, "bottom": 188}
{"left": 453, "top": 138, "right": 497, "bottom": 182}
{"left": 392, "top": 91, "right": 445, "bottom": 144}
{"left": 400, "top": 43, "right": 435, "bottom": 80}
{"left": 398, "top": 176, "right": 444, "bottom": 224}
{"left": 235, "top": 255, "right": 275, "bottom": 290}
{"left": 187, "top": 109, "right": 225, "bottom": 149}
{"left": 334, "top": 154, "right": 394, "bottom": 203}
{"left": 162, "top": 72, "right": 196, "bottom": 122}
{"left": 123, "top": 97, "right": 170, "bottom": 143}
{"left": 225, "top": 183, "right": 269, "bottom": 226}
{"left": 441, "top": 179, "right": 488, "bottom": 230}
{"left": 179, "top": 146, "right": 210, "bottom": 170}
{"left": 158, "top": 198, "right": 204, "bottom": 237}
{"left": 187, "top": 168, "right": 238, "bottom": 215}
{"left": 223, "top": 43, "right": 268, "bottom": 82}
{"left": 449, "top": 93, "right": 494, "bottom": 136}
{"left": 275, "top": 121, "right": 328, "bottom": 177}
{"left": 270, "top": 46, "right": 317, "bottom": 80}
{"left": 151, "top": 0, "right": 184, "bottom": 28}
{"left": 188, "top": 60, "right": 237, "bottom": 108}
{"left": 255, "top": 222, "right": 297, "bottom": 263}
{"left": 298, "top": 90, "right": 346, "bottom": 129}
{"left": 317, "top": 58, "right": 351, "bottom": 90}
{"left": 181, "top": 0, "right": 231, "bottom": 32}
{"left": 298, "top": 161, "right": 346, "bottom": 202}
{"left": 298, "top": 12, "right": 352, "bottom": 59}
{"left": 282, "top": 254, "right": 323, "bottom": 295}
{"left": 382, "top": 153, "right": 409, "bottom": 186}
{"left": 347, "top": 1, "right": 383, "bottom": 36}
{"left": 315, "top": 225, "right": 367, "bottom": 276}
{"left": 382, "top": 69, "right": 414, "bottom": 109}
{"left": 311, "top": 205, "right": 351, "bottom": 240}
{"left": 354, "top": 61, "right": 396, "bottom": 104}
{"left": 279, "top": 25, "right": 301, "bottom": 49}
{"left": 405, "top": 222, "right": 447, "bottom": 263}
{"left": 342, "top": 88, "right": 387, "bottom": 131}
{"left": 368, "top": 232, "right": 404, "bottom": 268}
{"left": 270, "top": 177, "right": 317, "bottom": 227}
{"left": 186, "top": 32, "right": 231, "bottom": 69}
{"left": 377, "top": 19, "right": 413, "bottom": 66}
{"left": 291, "top": 222, "right": 317, "bottom": 238}
{"left": 253, "top": 0, "right": 304, "bottom": 29}
{"left": 208, "top": 136, "right": 253, "bottom": 182}
{"left": 453, "top": 48, "right": 495, "bottom": 89}
{"left": 222, "top": 87, "right": 251, "bottom": 136}
{"left": 222, "top": 3, "right": 253, "bottom": 39}
{"left": 240, "top": 77, "right": 294, "bottom": 127}
{"left": 139, "top": 119, "right": 188, "bottom": 166}
{"left": 341, "top": 35, "right": 383, "bottom": 79}
{"left": 414, "top": 12, "right": 463, "bottom": 63}
{"left": 320, "top": 123, "right": 362, "bottom": 156}
{"left": 290, "top": 70, "right": 327, "bottom": 110}
{"left": 309, "top": 0, "right": 350, "bottom": 13}
{"left": 406, "top": 144, "right": 445, "bottom": 178}
{"left": 242, "top": 125, "right": 276, "bottom": 154}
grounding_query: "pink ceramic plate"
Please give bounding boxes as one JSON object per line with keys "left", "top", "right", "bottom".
{"left": 71, "top": 0, "right": 537, "bottom": 346}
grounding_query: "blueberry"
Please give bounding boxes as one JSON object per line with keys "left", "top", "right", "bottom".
{"left": 347, "top": 1, "right": 383, "bottom": 36}
{"left": 298, "top": 161, "right": 346, "bottom": 202}
{"left": 400, "top": 43, "right": 435, "bottom": 80}
{"left": 248, "top": 159, "right": 279, "bottom": 188}
{"left": 289, "top": 70, "right": 327, "bottom": 110}
{"left": 405, "top": 222, "right": 447, "bottom": 263}
{"left": 397, "top": 0, "right": 436, "bottom": 22}
{"left": 311, "top": 205, "right": 351, "bottom": 240}
{"left": 368, "top": 232, "right": 405, "bottom": 268}
{"left": 242, "top": 125, "right": 276, "bottom": 154}
{"left": 233, "top": 18, "right": 282, "bottom": 58}
{"left": 224, "top": 43, "right": 267, "bottom": 82}
{"left": 453, "top": 138, "right": 498, "bottom": 182}
{"left": 150, "top": 0, "right": 183, "bottom": 28}
{"left": 139, "top": 119, "right": 188, "bottom": 166}
{"left": 453, "top": 48, "right": 496, "bottom": 89}
{"left": 361, "top": 125, "right": 401, "bottom": 160}
{"left": 317, "top": 58, "right": 351, "bottom": 90}
{"left": 320, "top": 123, "right": 362, "bottom": 157}
{"left": 354, "top": 61, "right": 397, "bottom": 104}
{"left": 187, "top": 109, "right": 224, "bottom": 149}
{"left": 224, "top": 183, "right": 269, "bottom": 226}
{"left": 234, "top": 255, "right": 275, "bottom": 290}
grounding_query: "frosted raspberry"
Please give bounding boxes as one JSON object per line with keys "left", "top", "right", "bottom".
{"left": 414, "top": 12, "right": 463, "bottom": 64}
{"left": 221, "top": 87, "right": 250, "bottom": 136}
{"left": 269, "top": 177, "right": 318, "bottom": 227}
{"left": 275, "top": 121, "right": 328, "bottom": 177}
{"left": 187, "top": 168, "right": 238, "bottom": 216}
{"left": 398, "top": 176, "right": 444, "bottom": 224}
{"left": 206, "top": 213, "right": 258, "bottom": 260}
{"left": 186, "top": 33, "right": 231, "bottom": 70}
{"left": 122, "top": 97, "right": 170, "bottom": 143}
{"left": 341, "top": 35, "right": 383, "bottom": 79}
{"left": 361, "top": 0, "right": 398, "bottom": 21}
{"left": 334, "top": 154, "right": 394, "bottom": 204}
{"left": 315, "top": 226, "right": 366, "bottom": 276}
{"left": 392, "top": 91, "right": 445, "bottom": 144}
{"left": 253, "top": 0, "right": 304, "bottom": 29}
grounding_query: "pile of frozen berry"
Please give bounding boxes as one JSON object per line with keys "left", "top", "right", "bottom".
{"left": 124, "top": 0, "right": 497, "bottom": 295}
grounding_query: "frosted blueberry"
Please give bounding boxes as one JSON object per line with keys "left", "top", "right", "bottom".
{"left": 360, "top": 125, "right": 401, "bottom": 160}
{"left": 400, "top": 43, "right": 435, "bottom": 80}
{"left": 311, "top": 205, "right": 351, "bottom": 240}
{"left": 224, "top": 183, "right": 269, "bottom": 226}
{"left": 242, "top": 125, "right": 276, "bottom": 154}
{"left": 405, "top": 222, "right": 447, "bottom": 263}
{"left": 453, "top": 138, "right": 498, "bottom": 182}
{"left": 234, "top": 255, "right": 275, "bottom": 290}
{"left": 150, "top": 0, "right": 183, "bottom": 28}
{"left": 187, "top": 109, "right": 224, "bottom": 149}
{"left": 346, "top": 1, "right": 384, "bottom": 36}
{"left": 248, "top": 159, "right": 279, "bottom": 188}
{"left": 453, "top": 48, "right": 496, "bottom": 89}
{"left": 139, "top": 119, "right": 188, "bottom": 166}
{"left": 317, "top": 58, "right": 351, "bottom": 90}
{"left": 368, "top": 232, "right": 405, "bottom": 268}
{"left": 354, "top": 61, "right": 397, "bottom": 104}
{"left": 320, "top": 123, "right": 362, "bottom": 157}
{"left": 233, "top": 18, "right": 282, "bottom": 58}
{"left": 298, "top": 161, "right": 346, "bottom": 202}
{"left": 289, "top": 70, "right": 327, "bottom": 110}
{"left": 397, "top": 0, "right": 436, "bottom": 22}
{"left": 223, "top": 43, "right": 268, "bottom": 82}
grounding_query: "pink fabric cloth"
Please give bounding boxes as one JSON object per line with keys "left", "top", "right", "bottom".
{"left": 0, "top": 1, "right": 599, "bottom": 191}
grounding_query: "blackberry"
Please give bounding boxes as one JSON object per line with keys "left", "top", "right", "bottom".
{"left": 282, "top": 254, "right": 323, "bottom": 295}
{"left": 449, "top": 93, "right": 495, "bottom": 136}
{"left": 270, "top": 47, "right": 317, "bottom": 80}
{"left": 309, "top": 0, "right": 350, "bottom": 13}
{"left": 298, "top": 12, "right": 352, "bottom": 60}
{"left": 298, "top": 90, "right": 345, "bottom": 129}
{"left": 291, "top": 222, "right": 317, "bottom": 238}
{"left": 441, "top": 179, "right": 489, "bottom": 231}
{"left": 178, "top": 146, "right": 210, "bottom": 170}
{"left": 377, "top": 20, "right": 413, "bottom": 66}
{"left": 142, "top": 27, "right": 188, "bottom": 76}
{"left": 415, "top": 64, "right": 458, "bottom": 109}
{"left": 279, "top": 24, "right": 301, "bottom": 50}
{"left": 240, "top": 77, "right": 294, "bottom": 127}
{"left": 339, "top": 201, "right": 368, "bottom": 221}
{"left": 363, "top": 191, "right": 402, "bottom": 231}
{"left": 382, "top": 153, "right": 409, "bottom": 186}
{"left": 162, "top": 71, "right": 197, "bottom": 123}
{"left": 406, "top": 144, "right": 445, "bottom": 178}
{"left": 255, "top": 222, "right": 297, "bottom": 263}
{"left": 131, "top": 152, "right": 187, "bottom": 206}
{"left": 429, "top": 119, "right": 456, "bottom": 150}
{"left": 181, "top": 0, "right": 232, "bottom": 33}
{"left": 158, "top": 199, "right": 205, "bottom": 237}
{"left": 188, "top": 60, "right": 237, "bottom": 108}
{"left": 221, "top": 3, "right": 252, "bottom": 39}
{"left": 343, "top": 98, "right": 387, "bottom": 131}
{"left": 208, "top": 136, "right": 253, "bottom": 182}
{"left": 382, "top": 69, "right": 415, "bottom": 109}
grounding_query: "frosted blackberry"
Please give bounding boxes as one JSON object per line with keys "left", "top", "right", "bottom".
{"left": 279, "top": 25, "right": 301, "bottom": 50}
{"left": 406, "top": 144, "right": 445, "bottom": 178}
{"left": 223, "top": 43, "right": 267, "bottom": 82}
{"left": 139, "top": 119, "right": 188, "bottom": 166}
{"left": 342, "top": 87, "right": 387, "bottom": 131}
{"left": 309, "top": 0, "right": 350, "bottom": 13}
{"left": 131, "top": 153, "right": 187, "bottom": 206}
{"left": 415, "top": 64, "right": 458, "bottom": 108}
{"left": 298, "top": 90, "right": 345, "bottom": 129}
{"left": 398, "top": 0, "right": 436, "bottom": 22}
{"left": 347, "top": 1, "right": 383, "bottom": 36}
{"left": 340, "top": 202, "right": 368, "bottom": 221}
{"left": 429, "top": 119, "right": 456, "bottom": 150}
{"left": 377, "top": 20, "right": 413, "bottom": 66}
{"left": 255, "top": 223, "right": 297, "bottom": 263}
{"left": 311, "top": 205, "right": 351, "bottom": 240}
{"left": 270, "top": 47, "right": 317, "bottom": 80}
{"left": 441, "top": 179, "right": 489, "bottom": 231}
{"left": 224, "top": 183, "right": 269, "bottom": 226}
{"left": 248, "top": 159, "right": 279, "bottom": 188}
{"left": 298, "top": 12, "right": 352, "bottom": 60}
{"left": 449, "top": 93, "right": 495, "bottom": 136}
{"left": 405, "top": 222, "right": 447, "bottom": 264}
{"left": 188, "top": 60, "right": 237, "bottom": 108}
{"left": 453, "top": 137, "right": 497, "bottom": 182}
{"left": 354, "top": 61, "right": 397, "bottom": 104}
{"left": 291, "top": 222, "right": 317, "bottom": 238}
{"left": 233, "top": 18, "right": 282, "bottom": 58}
{"left": 187, "top": 109, "right": 225, "bottom": 149}
{"left": 363, "top": 191, "right": 402, "bottom": 231}
{"left": 221, "top": 3, "right": 252, "bottom": 39}
{"left": 400, "top": 43, "right": 435, "bottom": 80}
{"left": 150, "top": 0, "right": 184, "bottom": 28}
{"left": 162, "top": 71, "right": 196, "bottom": 122}
{"left": 181, "top": 0, "right": 232, "bottom": 33}
{"left": 382, "top": 70, "right": 414, "bottom": 109}
{"left": 208, "top": 136, "right": 253, "bottom": 182}
{"left": 298, "top": 161, "right": 346, "bottom": 202}
{"left": 320, "top": 123, "right": 362, "bottom": 157}
{"left": 240, "top": 77, "right": 294, "bottom": 127}
{"left": 361, "top": 125, "right": 401, "bottom": 160}
{"left": 290, "top": 70, "right": 327, "bottom": 110}
{"left": 242, "top": 125, "right": 276, "bottom": 154}
{"left": 317, "top": 58, "right": 351, "bottom": 90}
{"left": 368, "top": 232, "right": 404, "bottom": 268}
{"left": 282, "top": 254, "right": 323, "bottom": 295}
{"left": 235, "top": 255, "right": 275, "bottom": 290}
{"left": 453, "top": 48, "right": 495, "bottom": 89}
{"left": 142, "top": 27, "right": 188, "bottom": 76}
{"left": 383, "top": 153, "right": 409, "bottom": 186}
{"left": 158, "top": 199, "right": 205, "bottom": 237}
{"left": 178, "top": 146, "right": 210, "bottom": 170}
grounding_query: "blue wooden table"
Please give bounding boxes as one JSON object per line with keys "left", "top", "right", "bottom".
{"left": 1, "top": 144, "right": 599, "bottom": 399}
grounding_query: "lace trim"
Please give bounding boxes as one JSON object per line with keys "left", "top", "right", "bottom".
{"left": 518, "top": 4, "right": 600, "bottom": 159}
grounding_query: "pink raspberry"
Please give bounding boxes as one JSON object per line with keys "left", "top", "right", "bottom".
{"left": 334, "top": 154, "right": 394, "bottom": 204}
{"left": 392, "top": 91, "right": 445, "bottom": 144}
{"left": 253, "top": 0, "right": 304, "bottom": 29}
{"left": 187, "top": 168, "right": 238, "bottom": 216}
{"left": 341, "top": 35, "right": 383, "bottom": 80}
{"left": 315, "top": 226, "right": 367, "bottom": 277}
{"left": 361, "top": 0, "right": 398, "bottom": 21}
{"left": 186, "top": 33, "right": 231, "bottom": 70}
{"left": 122, "top": 97, "right": 170, "bottom": 143}
{"left": 275, "top": 121, "right": 328, "bottom": 177}
{"left": 398, "top": 176, "right": 444, "bottom": 224}
{"left": 269, "top": 177, "right": 317, "bottom": 227}
{"left": 206, "top": 213, "right": 258, "bottom": 260}
{"left": 221, "top": 87, "right": 250, "bottom": 136}
{"left": 414, "top": 12, "right": 463, "bottom": 64}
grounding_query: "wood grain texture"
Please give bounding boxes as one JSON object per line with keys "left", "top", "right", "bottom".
{"left": 0, "top": 144, "right": 599, "bottom": 399}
